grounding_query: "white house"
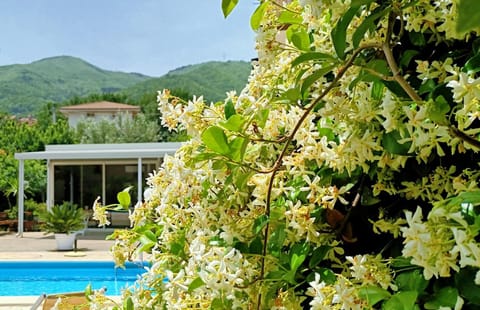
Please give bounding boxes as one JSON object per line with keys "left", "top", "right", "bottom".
{"left": 59, "top": 101, "right": 141, "bottom": 127}
{"left": 15, "top": 142, "right": 182, "bottom": 236}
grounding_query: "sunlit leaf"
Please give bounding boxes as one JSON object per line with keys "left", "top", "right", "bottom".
{"left": 229, "top": 136, "right": 249, "bottom": 161}
{"left": 457, "top": 0, "right": 480, "bottom": 34}
{"left": 358, "top": 286, "right": 391, "bottom": 307}
{"left": 117, "top": 190, "right": 131, "bottom": 209}
{"left": 221, "top": 114, "right": 246, "bottom": 132}
{"left": 352, "top": 7, "right": 390, "bottom": 49}
{"left": 188, "top": 277, "right": 205, "bottom": 292}
{"left": 383, "top": 291, "right": 418, "bottom": 310}
{"left": 300, "top": 64, "right": 335, "bottom": 95}
{"left": 278, "top": 10, "right": 303, "bottom": 25}
{"left": 331, "top": 6, "right": 359, "bottom": 59}
{"left": 124, "top": 297, "right": 134, "bottom": 310}
{"left": 286, "top": 26, "right": 310, "bottom": 51}
{"left": 222, "top": 0, "right": 239, "bottom": 18}
{"left": 351, "top": 0, "right": 375, "bottom": 6}
{"left": 251, "top": 1, "right": 268, "bottom": 30}
{"left": 289, "top": 243, "right": 309, "bottom": 271}
{"left": 291, "top": 52, "right": 336, "bottom": 67}
{"left": 201, "top": 126, "right": 230, "bottom": 155}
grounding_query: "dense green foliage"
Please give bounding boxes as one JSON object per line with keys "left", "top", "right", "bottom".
{"left": 92, "top": 0, "right": 480, "bottom": 309}
{"left": 74, "top": 113, "right": 160, "bottom": 143}
{"left": 122, "top": 61, "right": 251, "bottom": 103}
{"left": 0, "top": 114, "right": 75, "bottom": 210}
{"left": 0, "top": 56, "right": 149, "bottom": 115}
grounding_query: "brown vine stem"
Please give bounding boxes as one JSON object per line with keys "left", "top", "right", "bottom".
{"left": 255, "top": 43, "right": 379, "bottom": 310}
{"left": 381, "top": 22, "right": 480, "bottom": 149}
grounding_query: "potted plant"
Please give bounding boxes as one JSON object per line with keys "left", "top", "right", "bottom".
{"left": 39, "top": 202, "right": 86, "bottom": 250}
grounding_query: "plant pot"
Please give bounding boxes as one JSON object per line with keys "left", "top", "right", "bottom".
{"left": 54, "top": 233, "right": 77, "bottom": 251}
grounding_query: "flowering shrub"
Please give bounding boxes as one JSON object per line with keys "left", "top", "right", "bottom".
{"left": 95, "top": 0, "right": 480, "bottom": 309}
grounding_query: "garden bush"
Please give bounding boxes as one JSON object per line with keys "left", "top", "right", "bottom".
{"left": 94, "top": 0, "right": 480, "bottom": 308}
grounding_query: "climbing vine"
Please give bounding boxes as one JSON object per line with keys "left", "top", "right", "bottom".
{"left": 94, "top": 0, "right": 480, "bottom": 309}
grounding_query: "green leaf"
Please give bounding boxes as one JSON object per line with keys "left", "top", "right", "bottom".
{"left": 331, "top": 6, "right": 359, "bottom": 60}
{"left": 427, "top": 96, "right": 450, "bottom": 125}
{"left": 282, "top": 87, "right": 302, "bottom": 103}
{"left": 232, "top": 169, "right": 253, "bottom": 190}
{"left": 352, "top": 7, "right": 390, "bottom": 49}
{"left": 253, "top": 214, "right": 269, "bottom": 235}
{"left": 371, "top": 80, "right": 385, "bottom": 100}
{"left": 221, "top": 0, "right": 239, "bottom": 18}
{"left": 117, "top": 190, "right": 131, "bottom": 209}
{"left": 395, "top": 269, "right": 429, "bottom": 293}
{"left": 268, "top": 224, "right": 286, "bottom": 254}
{"left": 278, "top": 10, "right": 303, "bottom": 25}
{"left": 455, "top": 267, "right": 480, "bottom": 305}
{"left": 400, "top": 50, "right": 420, "bottom": 69}
{"left": 457, "top": 0, "right": 480, "bottom": 34}
{"left": 383, "top": 291, "right": 418, "bottom": 310}
{"left": 250, "top": 1, "right": 268, "bottom": 30}
{"left": 229, "top": 136, "right": 249, "bottom": 162}
{"left": 170, "top": 241, "right": 185, "bottom": 257}
{"left": 291, "top": 52, "right": 335, "bottom": 67}
{"left": 358, "top": 286, "right": 391, "bottom": 307}
{"left": 255, "top": 109, "right": 269, "bottom": 128}
{"left": 463, "top": 52, "right": 480, "bottom": 75}
{"left": 224, "top": 100, "right": 236, "bottom": 119}
{"left": 350, "top": 0, "right": 375, "bottom": 5}
{"left": 300, "top": 64, "right": 335, "bottom": 95}
{"left": 317, "top": 267, "right": 336, "bottom": 284}
{"left": 424, "top": 287, "right": 458, "bottom": 309}
{"left": 187, "top": 277, "right": 205, "bottom": 292}
{"left": 408, "top": 31, "right": 426, "bottom": 47}
{"left": 221, "top": 114, "right": 246, "bottom": 132}
{"left": 249, "top": 236, "right": 263, "bottom": 254}
{"left": 124, "top": 297, "right": 134, "bottom": 310}
{"left": 142, "top": 230, "right": 157, "bottom": 243}
{"left": 382, "top": 130, "right": 411, "bottom": 155}
{"left": 201, "top": 126, "right": 230, "bottom": 155}
{"left": 317, "top": 127, "right": 337, "bottom": 143}
{"left": 290, "top": 243, "right": 310, "bottom": 271}
{"left": 308, "top": 245, "right": 331, "bottom": 269}
{"left": 286, "top": 26, "right": 310, "bottom": 51}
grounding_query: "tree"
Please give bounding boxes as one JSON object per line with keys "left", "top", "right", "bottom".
{"left": 74, "top": 113, "right": 160, "bottom": 143}
{"left": 93, "top": 1, "right": 480, "bottom": 309}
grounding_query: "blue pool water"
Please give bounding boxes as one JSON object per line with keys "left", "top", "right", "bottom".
{"left": 0, "top": 261, "right": 147, "bottom": 296}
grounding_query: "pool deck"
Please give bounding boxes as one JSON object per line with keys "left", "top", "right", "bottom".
{"left": 0, "top": 229, "right": 118, "bottom": 309}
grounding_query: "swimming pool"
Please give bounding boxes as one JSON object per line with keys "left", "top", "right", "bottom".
{"left": 0, "top": 261, "right": 146, "bottom": 296}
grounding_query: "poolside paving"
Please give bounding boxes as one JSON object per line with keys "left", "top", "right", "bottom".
{"left": 0, "top": 229, "right": 117, "bottom": 308}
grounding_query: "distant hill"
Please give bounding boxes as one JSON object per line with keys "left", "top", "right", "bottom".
{"left": 0, "top": 56, "right": 150, "bottom": 114}
{"left": 122, "top": 61, "right": 251, "bottom": 103}
{"left": 0, "top": 56, "right": 252, "bottom": 115}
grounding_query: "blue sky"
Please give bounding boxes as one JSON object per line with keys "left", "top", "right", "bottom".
{"left": 0, "top": 1, "right": 257, "bottom": 77}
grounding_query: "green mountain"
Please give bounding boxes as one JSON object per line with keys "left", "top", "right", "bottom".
{"left": 0, "top": 56, "right": 150, "bottom": 115}
{"left": 122, "top": 61, "right": 251, "bottom": 103}
{"left": 0, "top": 56, "right": 252, "bottom": 115}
